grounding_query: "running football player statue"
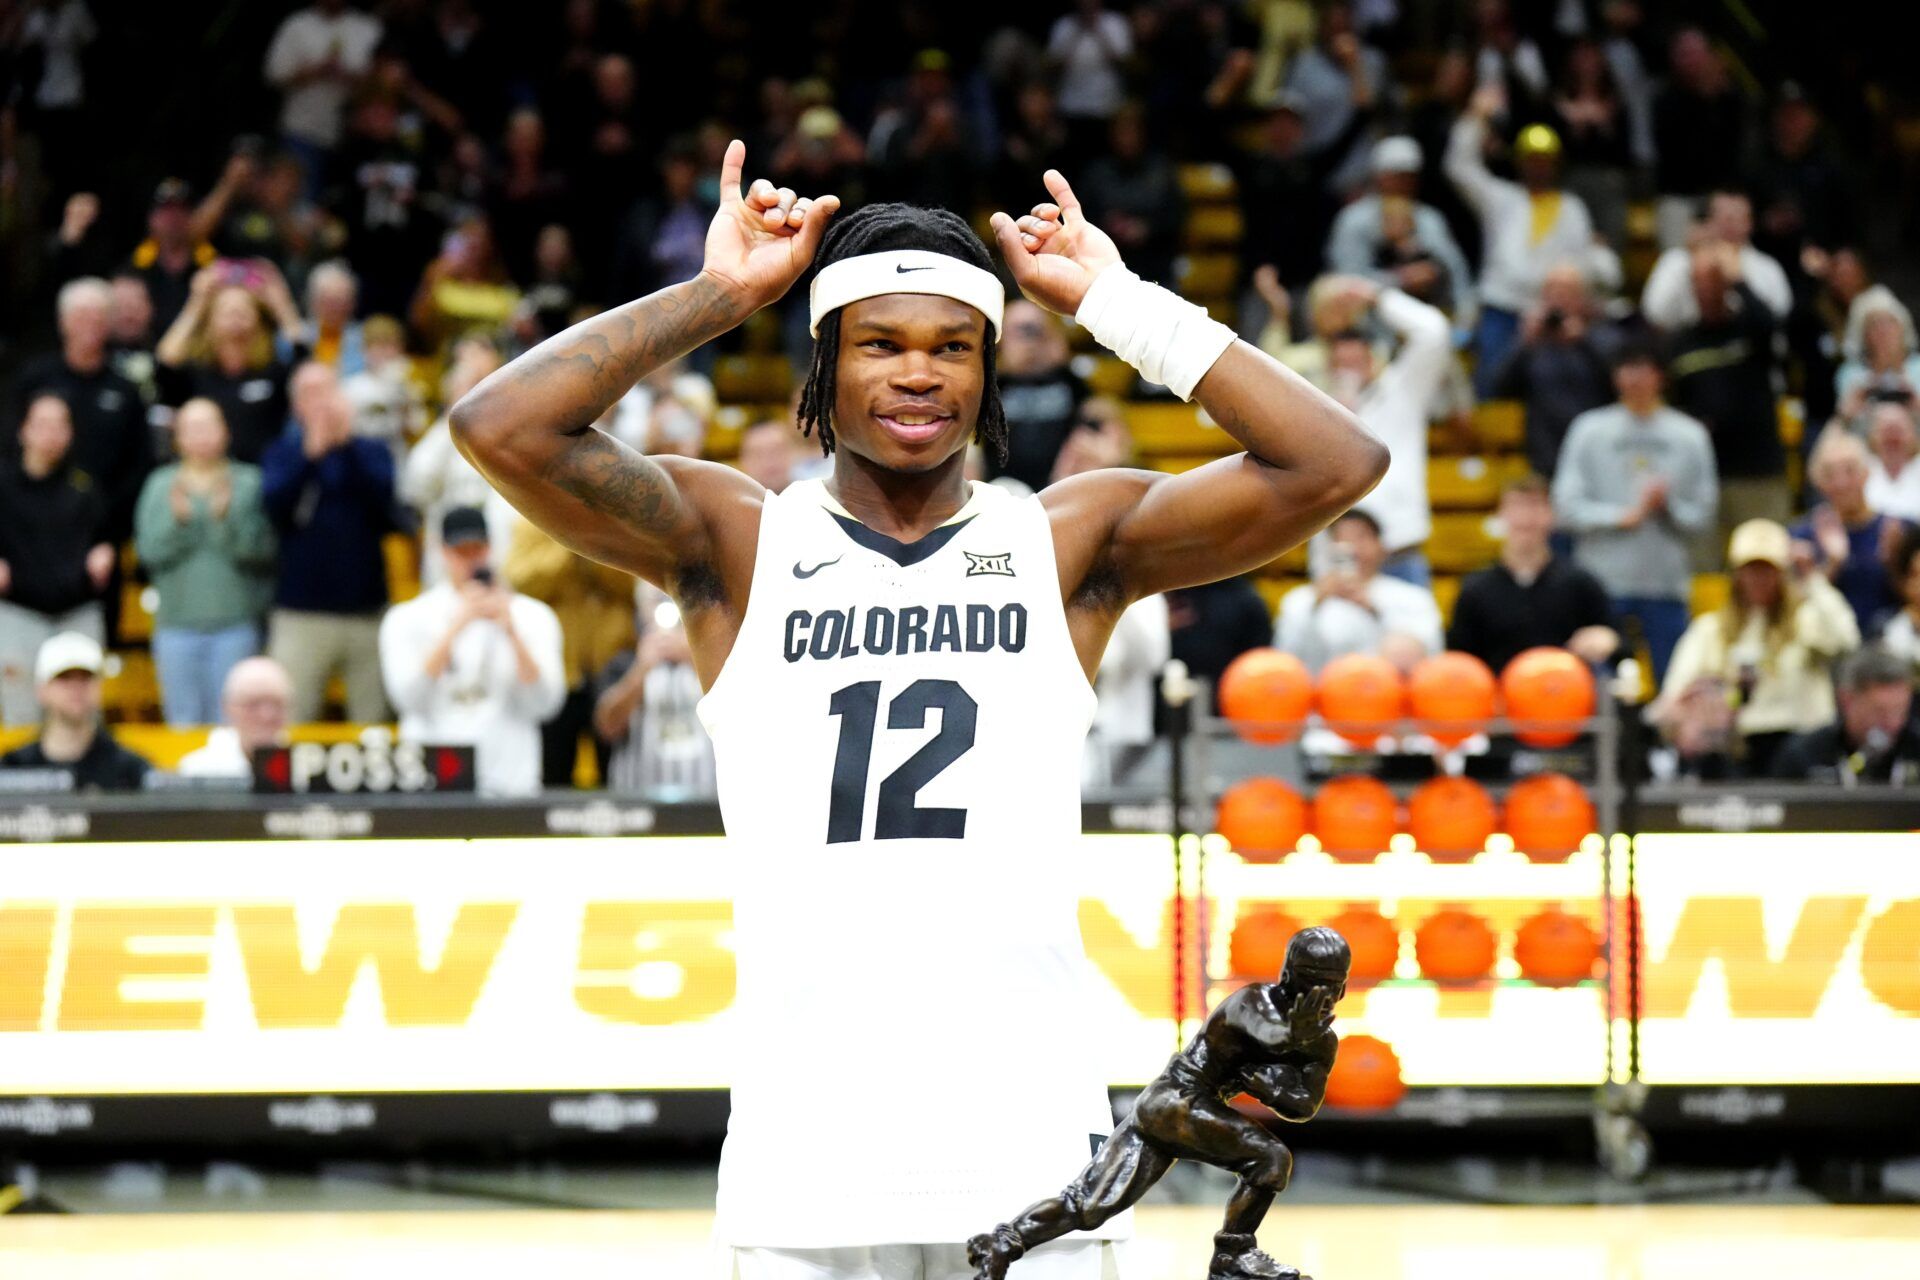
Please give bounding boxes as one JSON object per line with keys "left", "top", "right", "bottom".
{"left": 968, "top": 927, "right": 1351, "bottom": 1280}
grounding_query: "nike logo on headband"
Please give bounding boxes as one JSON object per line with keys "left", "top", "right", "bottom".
{"left": 895, "top": 264, "right": 934, "bottom": 273}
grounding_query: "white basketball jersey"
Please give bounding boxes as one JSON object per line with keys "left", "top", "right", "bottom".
{"left": 698, "top": 478, "right": 1121, "bottom": 1248}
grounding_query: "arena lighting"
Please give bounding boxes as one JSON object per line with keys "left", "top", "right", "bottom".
{"left": 0, "top": 835, "right": 1916, "bottom": 1095}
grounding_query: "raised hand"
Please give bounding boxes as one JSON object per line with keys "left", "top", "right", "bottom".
{"left": 990, "top": 169, "right": 1124, "bottom": 318}
{"left": 699, "top": 139, "right": 841, "bottom": 314}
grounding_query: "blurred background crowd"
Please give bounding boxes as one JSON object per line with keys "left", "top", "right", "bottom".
{"left": 3, "top": 0, "right": 1920, "bottom": 795}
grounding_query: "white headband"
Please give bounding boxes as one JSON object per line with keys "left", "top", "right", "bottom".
{"left": 808, "top": 250, "right": 1005, "bottom": 341}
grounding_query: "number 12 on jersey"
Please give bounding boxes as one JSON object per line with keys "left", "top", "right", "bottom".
{"left": 826, "top": 679, "right": 977, "bottom": 842}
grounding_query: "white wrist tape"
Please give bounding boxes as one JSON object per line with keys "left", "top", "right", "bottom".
{"left": 1074, "top": 266, "right": 1238, "bottom": 402}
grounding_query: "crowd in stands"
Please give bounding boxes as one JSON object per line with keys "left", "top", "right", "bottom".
{"left": 4, "top": 0, "right": 1920, "bottom": 793}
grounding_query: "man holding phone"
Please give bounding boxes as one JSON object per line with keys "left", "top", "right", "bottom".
{"left": 1274, "top": 509, "right": 1443, "bottom": 673}
{"left": 378, "top": 506, "right": 566, "bottom": 796}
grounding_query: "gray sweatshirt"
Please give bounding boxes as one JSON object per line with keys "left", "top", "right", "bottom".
{"left": 1552, "top": 402, "right": 1719, "bottom": 600}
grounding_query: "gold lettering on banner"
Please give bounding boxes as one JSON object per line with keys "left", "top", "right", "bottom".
{"left": 573, "top": 902, "right": 734, "bottom": 1024}
{"left": 1077, "top": 899, "right": 1207, "bottom": 1020}
{"left": 0, "top": 905, "right": 56, "bottom": 1031}
{"left": 57, "top": 906, "right": 217, "bottom": 1030}
{"left": 1642, "top": 896, "right": 1868, "bottom": 1018}
{"left": 233, "top": 904, "right": 517, "bottom": 1027}
{"left": 1859, "top": 899, "right": 1920, "bottom": 1015}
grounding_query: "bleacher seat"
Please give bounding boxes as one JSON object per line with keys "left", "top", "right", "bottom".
{"left": 1125, "top": 402, "right": 1220, "bottom": 455}
{"left": 102, "top": 650, "right": 159, "bottom": 720}
{"left": 1470, "top": 400, "right": 1525, "bottom": 452}
{"left": 1081, "top": 355, "right": 1135, "bottom": 398}
{"left": 1424, "top": 512, "right": 1501, "bottom": 573}
{"left": 383, "top": 532, "right": 421, "bottom": 604}
{"left": 1175, "top": 253, "right": 1238, "bottom": 299}
{"left": 1184, "top": 205, "right": 1244, "bottom": 248}
{"left": 1690, "top": 572, "right": 1730, "bottom": 617}
{"left": 713, "top": 354, "right": 792, "bottom": 404}
{"left": 1427, "top": 455, "right": 1525, "bottom": 510}
{"left": 1176, "top": 163, "right": 1237, "bottom": 202}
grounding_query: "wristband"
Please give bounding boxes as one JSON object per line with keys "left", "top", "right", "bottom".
{"left": 1074, "top": 266, "right": 1238, "bottom": 402}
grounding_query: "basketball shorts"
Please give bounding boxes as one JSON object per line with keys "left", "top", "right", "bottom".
{"left": 716, "top": 1238, "right": 1128, "bottom": 1280}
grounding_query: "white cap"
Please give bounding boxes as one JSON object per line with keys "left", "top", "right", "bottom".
{"left": 1371, "top": 136, "right": 1424, "bottom": 175}
{"left": 35, "top": 631, "right": 104, "bottom": 684}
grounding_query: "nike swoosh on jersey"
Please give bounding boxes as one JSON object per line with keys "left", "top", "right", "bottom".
{"left": 792, "top": 555, "right": 844, "bottom": 578}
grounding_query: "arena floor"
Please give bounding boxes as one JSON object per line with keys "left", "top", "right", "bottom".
{"left": 7, "top": 1202, "right": 1920, "bottom": 1280}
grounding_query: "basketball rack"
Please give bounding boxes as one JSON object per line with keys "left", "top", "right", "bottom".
{"left": 1158, "top": 660, "right": 1652, "bottom": 1176}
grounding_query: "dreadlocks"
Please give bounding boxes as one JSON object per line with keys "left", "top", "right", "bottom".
{"left": 795, "top": 203, "right": 1010, "bottom": 464}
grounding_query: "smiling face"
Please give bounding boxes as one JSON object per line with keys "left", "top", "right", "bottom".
{"left": 830, "top": 293, "right": 987, "bottom": 474}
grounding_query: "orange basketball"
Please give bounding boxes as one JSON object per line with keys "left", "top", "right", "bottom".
{"left": 1407, "top": 651, "right": 1497, "bottom": 747}
{"left": 1514, "top": 907, "right": 1601, "bottom": 987}
{"left": 1315, "top": 653, "right": 1406, "bottom": 746}
{"left": 1325, "top": 1034, "right": 1406, "bottom": 1110}
{"left": 1324, "top": 904, "right": 1400, "bottom": 985}
{"left": 1215, "top": 777, "right": 1308, "bottom": 862}
{"left": 1414, "top": 907, "right": 1498, "bottom": 983}
{"left": 1310, "top": 775, "right": 1400, "bottom": 862}
{"left": 1219, "top": 648, "right": 1313, "bottom": 744}
{"left": 1406, "top": 776, "right": 1498, "bottom": 862}
{"left": 1228, "top": 905, "right": 1305, "bottom": 979}
{"left": 1500, "top": 647, "right": 1596, "bottom": 747}
{"left": 1504, "top": 772, "right": 1596, "bottom": 861}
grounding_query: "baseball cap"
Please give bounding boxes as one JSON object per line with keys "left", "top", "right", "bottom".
{"left": 441, "top": 506, "right": 490, "bottom": 547}
{"left": 1515, "top": 124, "right": 1562, "bottom": 158}
{"left": 1728, "top": 518, "right": 1791, "bottom": 570}
{"left": 35, "top": 631, "right": 104, "bottom": 684}
{"left": 1371, "top": 136, "right": 1423, "bottom": 174}
{"left": 151, "top": 178, "right": 193, "bottom": 209}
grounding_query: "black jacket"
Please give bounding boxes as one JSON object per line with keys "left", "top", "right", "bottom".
{"left": 0, "top": 461, "right": 107, "bottom": 615}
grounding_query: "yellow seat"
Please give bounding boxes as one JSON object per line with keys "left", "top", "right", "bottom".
{"left": 101, "top": 650, "right": 160, "bottom": 720}
{"left": 1082, "top": 356, "right": 1135, "bottom": 398}
{"left": 1253, "top": 575, "right": 1306, "bottom": 619}
{"left": 712, "top": 354, "right": 793, "bottom": 404}
{"left": 1424, "top": 512, "right": 1501, "bottom": 574}
{"left": 1177, "top": 163, "right": 1237, "bottom": 202}
{"left": 1263, "top": 542, "right": 1309, "bottom": 574}
{"left": 1625, "top": 200, "right": 1657, "bottom": 244}
{"left": 116, "top": 724, "right": 212, "bottom": 769}
{"left": 1175, "top": 253, "right": 1239, "bottom": 299}
{"left": 1471, "top": 400, "right": 1526, "bottom": 452}
{"left": 118, "top": 581, "right": 154, "bottom": 642}
{"left": 1184, "top": 205, "right": 1245, "bottom": 248}
{"left": 1126, "top": 402, "right": 1222, "bottom": 454}
{"left": 383, "top": 532, "right": 422, "bottom": 604}
{"left": 1690, "top": 572, "right": 1731, "bottom": 616}
{"left": 1432, "top": 573, "right": 1462, "bottom": 623}
{"left": 1149, "top": 453, "right": 1225, "bottom": 475}
{"left": 1778, "top": 397, "right": 1805, "bottom": 450}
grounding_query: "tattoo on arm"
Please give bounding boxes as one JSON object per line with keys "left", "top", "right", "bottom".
{"left": 540, "top": 430, "right": 676, "bottom": 532}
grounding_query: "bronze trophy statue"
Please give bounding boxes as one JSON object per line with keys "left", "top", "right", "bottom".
{"left": 968, "top": 927, "right": 1351, "bottom": 1280}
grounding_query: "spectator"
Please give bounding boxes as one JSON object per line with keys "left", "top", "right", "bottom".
{"left": 610, "top": 138, "right": 718, "bottom": 304}
{"left": 12, "top": 0, "right": 97, "bottom": 192}
{"left": 6, "top": 277, "right": 152, "bottom": 540}
{"left": 1664, "top": 241, "right": 1791, "bottom": 544}
{"left": 1446, "top": 85, "right": 1621, "bottom": 394}
{"left": 994, "top": 82, "right": 1070, "bottom": 199}
{"left": 1790, "top": 428, "right": 1911, "bottom": 634}
{"left": 1275, "top": 510, "right": 1443, "bottom": 673}
{"left": 1078, "top": 103, "right": 1185, "bottom": 290}
{"left": 1640, "top": 191, "right": 1793, "bottom": 330}
{"left": 1834, "top": 292, "right": 1920, "bottom": 431}
{"left": 190, "top": 143, "right": 320, "bottom": 274}
{"left": 0, "top": 396, "right": 112, "bottom": 725}
{"left": 1598, "top": 0, "right": 1658, "bottom": 174}
{"left": 867, "top": 51, "right": 978, "bottom": 213}
{"left": 491, "top": 107, "right": 571, "bottom": 288}
{"left": 107, "top": 272, "right": 160, "bottom": 405}
{"left": 1051, "top": 395, "right": 1134, "bottom": 486}
{"left": 737, "top": 419, "right": 800, "bottom": 495}
{"left": 0, "top": 633, "right": 151, "bottom": 791}
{"left": 1548, "top": 38, "right": 1634, "bottom": 246}
{"left": 1448, "top": 476, "right": 1619, "bottom": 673}
{"left": 128, "top": 179, "right": 215, "bottom": 332}
{"left": 341, "top": 315, "right": 425, "bottom": 463}
{"left": 1866, "top": 402, "right": 1920, "bottom": 522}
{"left": 770, "top": 104, "right": 869, "bottom": 211}
{"left": 1552, "top": 346, "right": 1718, "bottom": 682}
{"left": 1772, "top": 646, "right": 1920, "bottom": 784}
{"left": 51, "top": 189, "right": 116, "bottom": 288}
{"left": 1491, "top": 262, "right": 1617, "bottom": 477}
{"left": 1791, "top": 246, "right": 1876, "bottom": 428}
{"left": 1167, "top": 576, "right": 1274, "bottom": 708}
{"left": 1047, "top": 1, "right": 1132, "bottom": 151}
{"left": 381, "top": 507, "right": 566, "bottom": 797}
{"left": 155, "top": 262, "right": 305, "bottom": 464}
{"left": 134, "top": 398, "right": 276, "bottom": 728}
{"left": 1325, "top": 137, "right": 1476, "bottom": 327}
{"left": 504, "top": 516, "right": 636, "bottom": 789}
{"left": 1879, "top": 526, "right": 1920, "bottom": 681}
{"left": 1319, "top": 279, "right": 1453, "bottom": 585}
{"left": 401, "top": 338, "right": 517, "bottom": 581}
{"left": 262, "top": 362, "right": 395, "bottom": 723}
{"left": 990, "top": 301, "right": 1086, "bottom": 492}
{"left": 1657, "top": 519, "right": 1858, "bottom": 777}
{"left": 263, "top": 0, "right": 383, "bottom": 189}
{"left": 1469, "top": 0, "right": 1549, "bottom": 118}
{"left": 510, "top": 224, "right": 583, "bottom": 353}
{"left": 594, "top": 585, "right": 715, "bottom": 796}
{"left": 409, "top": 214, "right": 520, "bottom": 354}
{"left": 1282, "top": 3, "right": 1391, "bottom": 191}
{"left": 1651, "top": 28, "right": 1752, "bottom": 249}
{"left": 299, "top": 261, "right": 368, "bottom": 375}
{"left": 1254, "top": 272, "right": 1368, "bottom": 386}
{"left": 333, "top": 88, "right": 436, "bottom": 321}
{"left": 1751, "top": 86, "right": 1854, "bottom": 273}
{"left": 176, "top": 656, "right": 295, "bottom": 779}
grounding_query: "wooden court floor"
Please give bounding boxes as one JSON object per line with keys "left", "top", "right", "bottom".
{"left": 4, "top": 1204, "right": 1919, "bottom": 1279}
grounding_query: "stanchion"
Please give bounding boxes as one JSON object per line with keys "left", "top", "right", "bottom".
{"left": 1161, "top": 660, "right": 1196, "bottom": 1047}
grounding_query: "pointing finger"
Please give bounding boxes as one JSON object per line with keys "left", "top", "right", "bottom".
{"left": 720, "top": 139, "right": 746, "bottom": 206}
{"left": 1043, "top": 169, "right": 1082, "bottom": 219}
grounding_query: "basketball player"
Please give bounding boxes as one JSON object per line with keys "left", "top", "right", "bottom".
{"left": 968, "top": 928, "right": 1351, "bottom": 1280}
{"left": 451, "top": 141, "right": 1386, "bottom": 1280}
